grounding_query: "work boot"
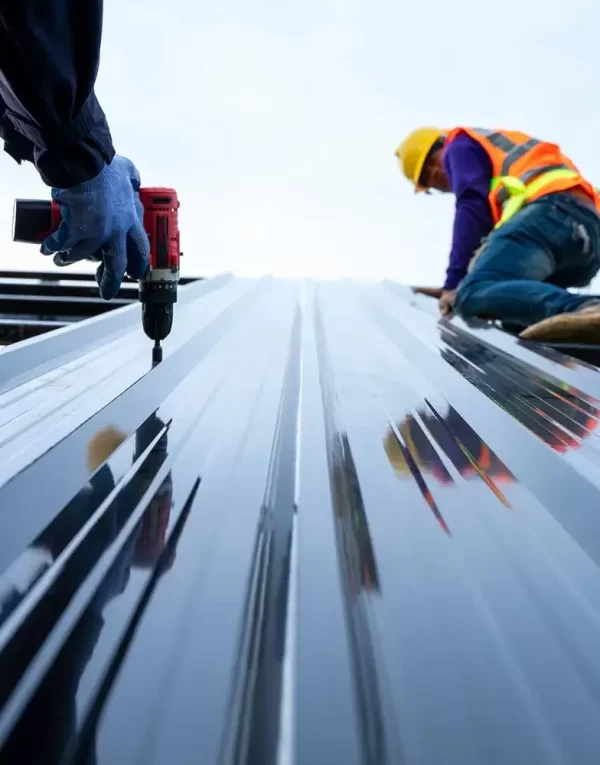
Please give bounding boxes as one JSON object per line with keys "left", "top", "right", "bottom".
{"left": 519, "top": 303, "right": 600, "bottom": 343}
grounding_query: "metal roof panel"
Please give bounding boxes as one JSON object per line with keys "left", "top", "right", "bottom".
{"left": 1, "top": 277, "right": 600, "bottom": 764}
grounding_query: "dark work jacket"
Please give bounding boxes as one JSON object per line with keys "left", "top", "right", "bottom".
{"left": 0, "top": 1, "right": 115, "bottom": 187}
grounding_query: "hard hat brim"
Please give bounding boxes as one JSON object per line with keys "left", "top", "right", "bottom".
{"left": 411, "top": 153, "right": 430, "bottom": 190}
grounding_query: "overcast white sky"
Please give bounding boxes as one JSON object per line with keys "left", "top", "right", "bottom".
{"left": 0, "top": 0, "right": 599, "bottom": 288}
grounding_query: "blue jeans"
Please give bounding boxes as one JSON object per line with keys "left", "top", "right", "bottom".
{"left": 454, "top": 192, "right": 600, "bottom": 326}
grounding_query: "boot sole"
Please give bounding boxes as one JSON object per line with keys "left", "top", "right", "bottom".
{"left": 520, "top": 313, "right": 600, "bottom": 343}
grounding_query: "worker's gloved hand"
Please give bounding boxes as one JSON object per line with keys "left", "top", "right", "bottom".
{"left": 40, "top": 156, "right": 150, "bottom": 300}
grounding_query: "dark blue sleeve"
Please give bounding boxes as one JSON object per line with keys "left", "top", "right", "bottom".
{"left": 442, "top": 133, "right": 494, "bottom": 290}
{"left": 0, "top": 1, "right": 115, "bottom": 187}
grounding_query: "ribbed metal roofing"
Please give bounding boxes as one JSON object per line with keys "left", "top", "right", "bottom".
{"left": 1, "top": 275, "right": 600, "bottom": 764}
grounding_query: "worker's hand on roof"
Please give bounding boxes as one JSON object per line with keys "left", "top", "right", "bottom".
{"left": 40, "top": 156, "right": 150, "bottom": 300}
{"left": 439, "top": 289, "right": 456, "bottom": 317}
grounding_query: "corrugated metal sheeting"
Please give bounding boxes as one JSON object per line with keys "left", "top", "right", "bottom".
{"left": 2, "top": 275, "right": 600, "bottom": 764}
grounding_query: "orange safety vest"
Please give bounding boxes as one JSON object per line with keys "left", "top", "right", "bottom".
{"left": 445, "top": 127, "right": 600, "bottom": 228}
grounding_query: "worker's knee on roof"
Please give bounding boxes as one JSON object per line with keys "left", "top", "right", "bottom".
{"left": 455, "top": 279, "right": 488, "bottom": 318}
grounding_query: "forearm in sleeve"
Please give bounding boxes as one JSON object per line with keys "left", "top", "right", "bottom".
{"left": 0, "top": 0, "right": 115, "bottom": 187}
{"left": 444, "top": 194, "right": 493, "bottom": 289}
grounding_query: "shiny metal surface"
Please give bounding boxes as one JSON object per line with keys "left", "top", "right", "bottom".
{"left": 2, "top": 277, "right": 600, "bottom": 764}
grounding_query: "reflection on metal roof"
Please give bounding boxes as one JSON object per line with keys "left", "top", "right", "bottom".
{"left": 2, "top": 275, "right": 600, "bottom": 763}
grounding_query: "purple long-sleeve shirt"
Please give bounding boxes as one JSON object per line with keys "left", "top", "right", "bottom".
{"left": 442, "top": 133, "right": 494, "bottom": 290}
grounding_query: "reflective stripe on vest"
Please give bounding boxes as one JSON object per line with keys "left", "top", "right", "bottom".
{"left": 500, "top": 138, "right": 539, "bottom": 174}
{"left": 494, "top": 163, "right": 573, "bottom": 206}
{"left": 472, "top": 128, "right": 518, "bottom": 154}
{"left": 490, "top": 167, "right": 580, "bottom": 227}
{"left": 473, "top": 128, "right": 542, "bottom": 170}
{"left": 470, "top": 128, "right": 586, "bottom": 227}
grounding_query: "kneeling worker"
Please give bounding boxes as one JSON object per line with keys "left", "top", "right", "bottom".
{"left": 395, "top": 127, "right": 600, "bottom": 341}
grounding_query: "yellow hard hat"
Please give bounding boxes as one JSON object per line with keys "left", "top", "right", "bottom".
{"left": 395, "top": 127, "right": 445, "bottom": 191}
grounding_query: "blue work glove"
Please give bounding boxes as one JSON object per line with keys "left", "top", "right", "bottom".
{"left": 40, "top": 156, "right": 150, "bottom": 300}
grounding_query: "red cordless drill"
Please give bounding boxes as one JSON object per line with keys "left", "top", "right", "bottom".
{"left": 12, "top": 188, "right": 181, "bottom": 365}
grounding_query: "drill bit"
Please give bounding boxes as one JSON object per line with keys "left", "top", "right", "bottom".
{"left": 152, "top": 340, "right": 163, "bottom": 366}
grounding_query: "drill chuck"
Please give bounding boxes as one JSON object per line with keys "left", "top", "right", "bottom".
{"left": 140, "top": 283, "right": 176, "bottom": 341}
